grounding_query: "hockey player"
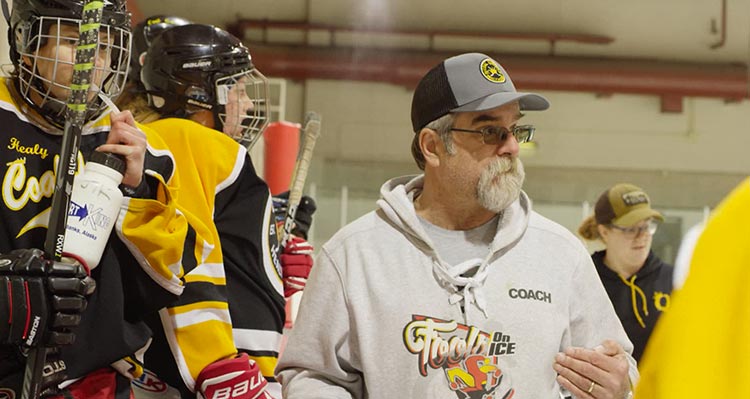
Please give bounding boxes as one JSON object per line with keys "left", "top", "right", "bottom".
{"left": 114, "top": 14, "right": 193, "bottom": 123}
{"left": 0, "top": 0, "right": 193, "bottom": 397}
{"left": 140, "top": 23, "right": 269, "bottom": 149}
{"left": 120, "top": 23, "right": 314, "bottom": 398}
{"left": 138, "top": 21, "right": 316, "bottom": 298}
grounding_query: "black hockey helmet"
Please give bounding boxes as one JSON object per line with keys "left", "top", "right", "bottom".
{"left": 141, "top": 23, "right": 269, "bottom": 148}
{"left": 9, "top": 0, "right": 132, "bottom": 128}
{"left": 129, "top": 15, "right": 192, "bottom": 83}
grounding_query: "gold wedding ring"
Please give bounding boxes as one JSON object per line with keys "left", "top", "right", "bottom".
{"left": 587, "top": 380, "right": 596, "bottom": 394}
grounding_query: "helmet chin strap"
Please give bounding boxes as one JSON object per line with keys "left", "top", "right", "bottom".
{"left": 180, "top": 102, "right": 226, "bottom": 136}
{"left": 27, "top": 68, "right": 108, "bottom": 129}
{"left": 213, "top": 105, "right": 225, "bottom": 135}
{"left": 24, "top": 70, "right": 68, "bottom": 128}
{"left": 184, "top": 108, "right": 217, "bottom": 130}
{"left": 7, "top": 79, "right": 59, "bottom": 132}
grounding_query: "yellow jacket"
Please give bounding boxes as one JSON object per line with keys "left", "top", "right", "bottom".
{"left": 635, "top": 178, "right": 750, "bottom": 397}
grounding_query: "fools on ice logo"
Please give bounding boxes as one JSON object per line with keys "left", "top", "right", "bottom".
{"left": 403, "top": 315, "right": 517, "bottom": 398}
{"left": 68, "top": 201, "right": 112, "bottom": 231}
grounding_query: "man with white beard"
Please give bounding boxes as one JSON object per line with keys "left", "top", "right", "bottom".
{"left": 276, "top": 53, "right": 637, "bottom": 399}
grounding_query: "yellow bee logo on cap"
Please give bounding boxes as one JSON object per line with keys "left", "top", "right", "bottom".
{"left": 480, "top": 58, "right": 506, "bottom": 83}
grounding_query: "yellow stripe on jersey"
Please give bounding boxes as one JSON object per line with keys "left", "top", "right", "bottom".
{"left": 182, "top": 262, "right": 227, "bottom": 285}
{"left": 171, "top": 308, "right": 232, "bottom": 330}
{"left": 183, "top": 274, "right": 227, "bottom": 285}
{"left": 173, "top": 319, "right": 237, "bottom": 385}
{"left": 250, "top": 355, "right": 278, "bottom": 379}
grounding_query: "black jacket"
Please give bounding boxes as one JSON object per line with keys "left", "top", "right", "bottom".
{"left": 592, "top": 250, "right": 674, "bottom": 363}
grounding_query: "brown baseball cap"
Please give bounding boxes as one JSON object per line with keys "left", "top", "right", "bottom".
{"left": 594, "top": 183, "right": 664, "bottom": 227}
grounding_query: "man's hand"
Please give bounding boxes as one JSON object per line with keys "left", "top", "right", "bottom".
{"left": 97, "top": 110, "right": 148, "bottom": 188}
{"left": 196, "top": 353, "right": 274, "bottom": 399}
{"left": 280, "top": 236, "right": 313, "bottom": 298}
{"left": 0, "top": 248, "right": 96, "bottom": 349}
{"left": 553, "top": 340, "right": 631, "bottom": 399}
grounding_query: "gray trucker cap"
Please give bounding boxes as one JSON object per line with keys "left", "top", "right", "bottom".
{"left": 411, "top": 52, "right": 550, "bottom": 132}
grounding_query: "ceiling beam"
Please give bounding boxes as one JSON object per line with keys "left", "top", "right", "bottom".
{"left": 248, "top": 45, "right": 749, "bottom": 102}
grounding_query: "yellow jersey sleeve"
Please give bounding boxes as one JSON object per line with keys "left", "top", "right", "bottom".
{"left": 114, "top": 123, "right": 187, "bottom": 295}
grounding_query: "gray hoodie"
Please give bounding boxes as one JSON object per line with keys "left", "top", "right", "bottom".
{"left": 277, "top": 175, "right": 637, "bottom": 398}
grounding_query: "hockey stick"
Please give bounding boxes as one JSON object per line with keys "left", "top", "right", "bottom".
{"left": 23, "top": 2, "right": 105, "bottom": 398}
{"left": 280, "top": 111, "right": 322, "bottom": 247}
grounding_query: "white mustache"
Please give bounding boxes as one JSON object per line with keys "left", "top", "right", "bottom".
{"left": 487, "top": 156, "right": 516, "bottom": 175}
{"left": 476, "top": 156, "right": 525, "bottom": 213}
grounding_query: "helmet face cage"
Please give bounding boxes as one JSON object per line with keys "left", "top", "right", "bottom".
{"left": 140, "top": 23, "right": 269, "bottom": 147}
{"left": 14, "top": 15, "right": 131, "bottom": 127}
{"left": 215, "top": 68, "right": 270, "bottom": 149}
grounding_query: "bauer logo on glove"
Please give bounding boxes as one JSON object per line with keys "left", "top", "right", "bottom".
{"left": 196, "top": 353, "right": 273, "bottom": 399}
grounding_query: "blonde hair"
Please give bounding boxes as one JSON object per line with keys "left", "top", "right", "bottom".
{"left": 115, "top": 82, "right": 162, "bottom": 124}
{"left": 577, "top": 214, "right": 602, "bottom": 241}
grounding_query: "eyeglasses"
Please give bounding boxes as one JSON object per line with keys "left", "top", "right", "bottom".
{"left": 450, "top": 125, "right": 535, "bottom": 145}
{"left": 609, "top": 220, "right": 658, "bottom": 238}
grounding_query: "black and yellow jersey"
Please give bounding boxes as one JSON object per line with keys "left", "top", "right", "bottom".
{"left": 0, "top": 77, "right": 188, "bottom": 382}
{"left": 141, "top": 118, "right": 285, "bottom": 396}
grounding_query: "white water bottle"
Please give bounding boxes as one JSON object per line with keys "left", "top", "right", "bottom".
{"left": 63, "top": 151, "right": 126, "bottom": 270}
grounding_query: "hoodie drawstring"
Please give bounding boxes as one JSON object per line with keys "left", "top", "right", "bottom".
{"left": 438, "top": 258, "right": 490, "bottom": 318}
{"left": 376, "top": 175, "right": 532, "bottom": 322}
{"left": 618, "top": 274, "right": 649, "bottom": 328}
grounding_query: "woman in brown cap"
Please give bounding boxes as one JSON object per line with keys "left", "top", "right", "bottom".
{"left": 578, "top": 183, "right": 674, "bottom": 364}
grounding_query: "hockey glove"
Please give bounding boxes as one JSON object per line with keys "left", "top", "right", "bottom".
{"left": 39, "top": 348, "right": 68, "bottom": 396}
{"left": 0, "top": 248, "right": 96, "bottom": 349}
{"left": 280, "top": 236, "right": 313, "bottom": 298}
{"left": 0, "top": 347, "right": 70, "bottom": 398}
{"left": 196, "top": 353, "right": 273, "bottom": 399}
{"left": 272, "top": 192, "right": 317, "bottom": 239}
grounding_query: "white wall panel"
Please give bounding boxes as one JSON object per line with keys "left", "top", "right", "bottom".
{"left": 295, "top": 79, "right": 750, "bottom": 174}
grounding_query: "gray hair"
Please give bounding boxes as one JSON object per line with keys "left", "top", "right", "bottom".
{"left": 411, "top": 113, "right": 455, "bottom": 170}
